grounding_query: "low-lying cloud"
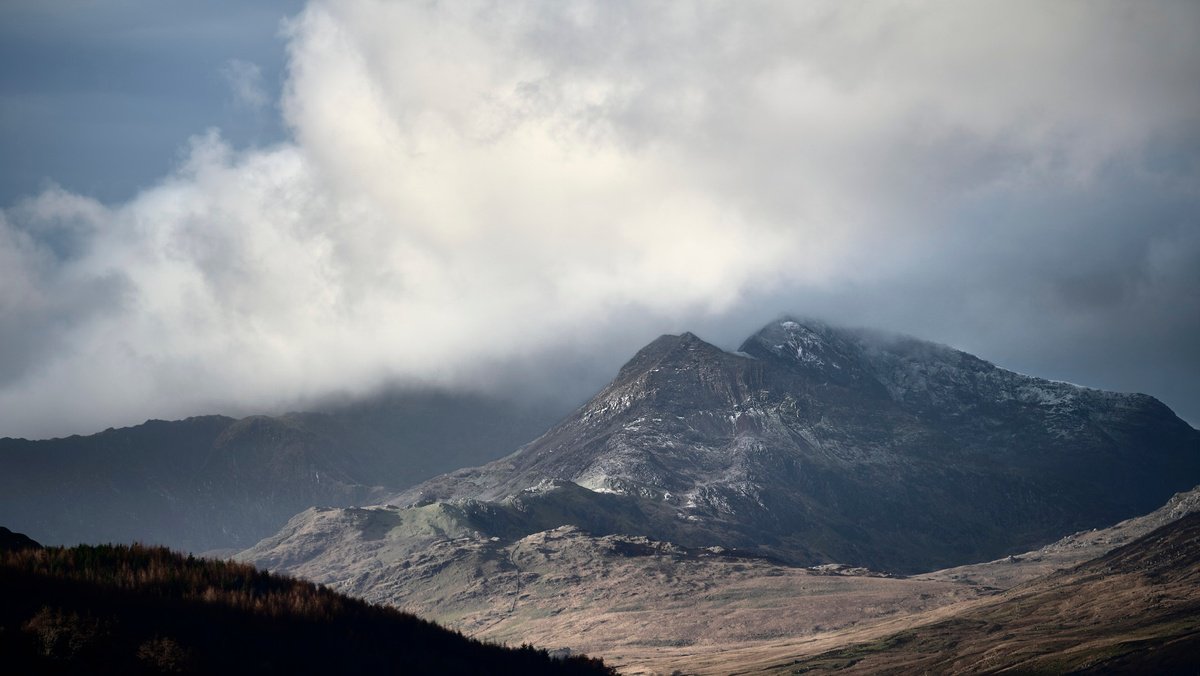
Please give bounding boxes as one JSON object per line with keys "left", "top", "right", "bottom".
{"left": 2, "top": 0, "right": 1198, "bottom": 437}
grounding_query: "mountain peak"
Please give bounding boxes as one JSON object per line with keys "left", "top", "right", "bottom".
{"left": 613, "top": 331, "right": 729, "bottom": 383}
{"left": 738, "top": 317, "right": 867, "bottom": 380}
{"left": 740, "top": 316, "right": 837, "bottom": 348}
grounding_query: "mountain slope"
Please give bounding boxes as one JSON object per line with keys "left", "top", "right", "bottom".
{"left": 779, "top": 512, "right": 1200, "bottom": 674}
{"left": 386, "top": 318, "right": 1200, "bottom": 572}
{"left": 0, "top": 531, "right": 612, "bottom": 675}
{"left": 0, "top": 390, "right": 567, "bottom": 552}
{"left": 920, "top": 482, "right": 1200, "bottom": 590}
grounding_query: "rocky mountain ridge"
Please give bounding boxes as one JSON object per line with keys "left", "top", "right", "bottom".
{"left": 382, "top": 318, "right": 1199, "bottom": 572}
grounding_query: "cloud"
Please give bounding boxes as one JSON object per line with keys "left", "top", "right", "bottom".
{"left": 222, "top": 58, "right": 269, "bottom": 110}
{"left": 2, "top": 0, "right": 1198, "bottom": 437}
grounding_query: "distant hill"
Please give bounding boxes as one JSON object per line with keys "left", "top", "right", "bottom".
{"left": 0, "top": 390, "right": 568, "bottom": 552}
{"left": 0, "top": 529, "right": 612, "bottom": 675}
{"left": 0, "top": 526, "right": 41, "bottom": 553}
{"left": 782, "top": 512, "right": 1200, "bottom": 674}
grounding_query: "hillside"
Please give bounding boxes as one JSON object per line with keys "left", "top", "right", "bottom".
{"left": 0, "top": 530, "right": 611, "bottom": 675}
{"left": 633, "top": 483, "right": 1200, "bottom": 674}
{"left": 281, "top": 522, "right": 987, "bottom": 667}
{"left": 0, "top": 389, "right": 566, "bottom": 552}
{"left": 243, "top": 485, "right": 1200, "bottom": 674}
{"left": 919, "top": 482, "right": 1200, "bottom": 589}
{"left": 779, "top": 513, "right": 1200, "bottom": 674}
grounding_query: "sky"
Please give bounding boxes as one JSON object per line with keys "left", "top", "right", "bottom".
{"left": 1, "top": 0, "right": 1198, "bottom": 439}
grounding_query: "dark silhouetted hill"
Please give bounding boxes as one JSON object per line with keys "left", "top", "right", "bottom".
{"left": 0, "top": 531, "right": 612, "bottom": 675}
{"left": 0, "top": 526, "right": 41, "bottom": 553}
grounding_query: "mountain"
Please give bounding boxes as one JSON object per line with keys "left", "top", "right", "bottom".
{"left": 781, "top": 512, "right": 1200, "bottom": 674}
{"left": 0, "top": 390, "right": 568, "bottom": 553}
{"left": 235, "top": 318, "right": 1199, "bottom": 669}
{"left": 379, "top": 318, "right": 1200, "bottom": 572}
{"left": 0, "top": 530, "right": 612, "bottom": 675}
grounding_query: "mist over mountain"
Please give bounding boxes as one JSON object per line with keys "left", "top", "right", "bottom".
{"left": 3, "top": 1, "right": 1200, "bottom": 439}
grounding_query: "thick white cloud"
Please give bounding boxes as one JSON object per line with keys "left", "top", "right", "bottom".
{"left": 2, "top": 0, "right": 1198, "bottom": 437}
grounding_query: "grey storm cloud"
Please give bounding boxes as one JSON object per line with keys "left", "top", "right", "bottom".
{"left": 1, "top": 0, "right": 1198, "bottom": 438}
